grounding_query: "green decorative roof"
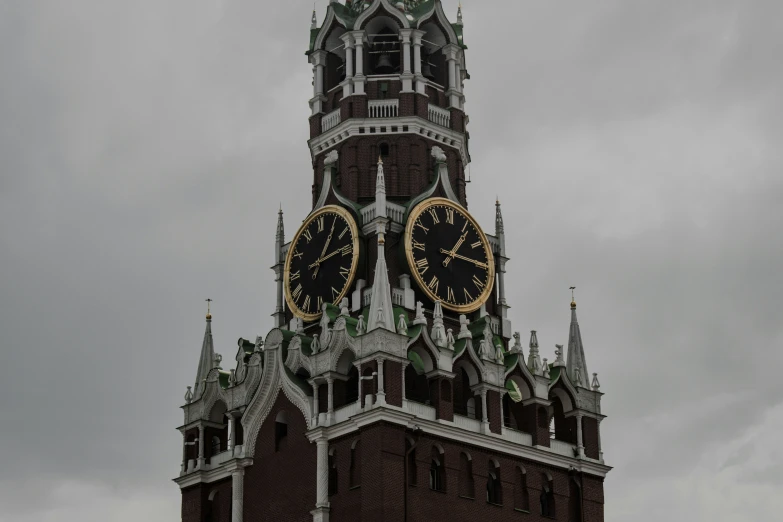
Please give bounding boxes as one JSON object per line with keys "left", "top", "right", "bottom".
{"left": 218, "top": 370, "right": 231, "bottom": 389}
{"left": 407, "top": 349, "right": 426, "bottom": 375}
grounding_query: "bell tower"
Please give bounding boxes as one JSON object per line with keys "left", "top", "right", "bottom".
{"left": 175, "top": 3, "right": 611, "bottom": 522}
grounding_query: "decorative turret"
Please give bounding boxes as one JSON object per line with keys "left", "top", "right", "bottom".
{"left": 367, "top": 216, "right": 395, "bottom": 332}
{"left": 457, "top": 2, "right": 463, "bottom": 26}
{"left": 527, "top": 330, "right": 541, "bottom": 375}
{"left": 311, "top": 8, "right": 318, "bottom": 30}
{"left": 193, "top": 301, "right": 215, "bottom": 398}
{"left": 375, "top": 156, "right": 387, "bottom": 219}
{"left": 273, "top": 206, "right": 286, "bottom": 327}
{"left": 566, "top": 288, "right": 590, "bottom": 388}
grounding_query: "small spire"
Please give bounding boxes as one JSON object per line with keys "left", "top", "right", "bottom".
{"left": 193, "top": 302, "right": 216, "bottom": 397}
{"left": 375, "top": 155, "right": 387, "bottom": 218}
{"left": 205, "top": 298, "right": 213, "bottom": 320}
{"left": 591, "top": 373, "right": 601, "bottom": 391}
{"left": 566, "top": 292, "right": 590, "bottom": 388}
{"left": 457, "top": 2, "right": 463, "bottom": 26}
{"left": 495, "top": 198, "right": 504, "bottom": 236}
{"left": 276, "top": 206, "right": 285, "bottom": 244}
{"left": 527, "top": 330, "right": 542, "bottom": 375}
{"left": 367, "top": 231, "right": 395, "bottom": 333}
{"left": 311, "top": 5, "right": 318, "bottom": 30}
{"left": 570, "top": 286, "right": 576, "bottom": 309}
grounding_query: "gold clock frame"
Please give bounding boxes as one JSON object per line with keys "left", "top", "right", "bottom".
{"left": 284, "top": 204, "right": 361, "bottom": 322}
{"left": 404, "top": 197, "right": 496, "bottom": 314}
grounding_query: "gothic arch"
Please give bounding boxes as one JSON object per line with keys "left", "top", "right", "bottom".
{"left": 355, "top": 0, "right": 410, "bottom": 31}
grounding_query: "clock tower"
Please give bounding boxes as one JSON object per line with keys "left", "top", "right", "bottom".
{"left": 175, "top": 2, "right": 611, "bottom": 522}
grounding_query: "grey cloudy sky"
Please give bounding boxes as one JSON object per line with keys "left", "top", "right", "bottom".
{"left": 1, "top": 0, "right": 781, "bottom": 520}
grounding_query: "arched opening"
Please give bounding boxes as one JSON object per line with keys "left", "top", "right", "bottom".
{"left": 207, "top": 490, "right": 220, "bottom": 522}
{"left": 334, "top": 349, "right": 358, "bottom": 409}
{"left": 429, "top": 446, "right": 445, "bottom": 492}
{"left": 458, "top": 452, "right": 474, "bottom": 498}
{"left": 549, "top": 388, "right": 577, "bottom": 444}
{"left": 207, "top": 401, "right": 228, "bottom": 460}
{"left": 514, "top": 466, "right": 530, "bottom": 512}
{"left": 406, "top": 344, "right": 435, "bottom": 404}
{"left": 329, "top": 448, "right": 338, "bottom": 496}
{"left": 453, "top": 361, "right": 480, "bottom": 418}
{"left": 275, "top": 410, "right": 288, "bottom": 452}
{"left": 569, "top": 477, "right": 582, "bottom": 522}
{"left": 419, "top": 22, "right": 449, "bottom": 87}
{"left": 366, "top": 17, "right": 401, "bottom": 75}
{"left": 379, "top": 142, "right": 390, "bottom": 159}
{"left": 486, "top": 460, "right": 502, "bottom": 505}
{"left": 350, "top": 439, "right": 361, "bottom": 488}
{"left": 323, "top": 27, "right": 347, "bottom": 93}
{"left": 540, "top": 473, "right": 556, "bottom": 518}
{"left": 211, "top": 435, "right": 221, "bottom": 456}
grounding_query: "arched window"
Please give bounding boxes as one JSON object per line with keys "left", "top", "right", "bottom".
{"left": 466, "top": 397, "right": 476, "bottom": 419}
{"left": 429, "top": 446, "right": 445, "bottom": 492}
{"left": 275, "top": 411, "right": 288, "bottom": 452}
{"left": 405, "top": 363, "right": 430, "bottom": 404}
{"left": 328, "top": 448, "right": 338, "bottom": 496}
{"left": 379, "top": 142, "right": 390, "bottom": 158}
{"left": 458, "top": 452, "right": 474, "bottom": 498}
{"left": 406, "top": 440, "right": 418, "bottom": 486}
{"left": 211, "top": 435, "right": 221, "bottom": 456}
{"left": 514, "top": 466, "right": 530, "bottom": 511}
{"left": 350, "top": 440, "right": 361, "bottom": 488}
{"left": 569, "top": 477, "right": 582, "bottom": 522}
{"left": 486, "top": 460, "right": 502, "bottom": 505}
{"left": 207, "top": 490, "right": 220, "bottom": 522}
{"left": 541, "top": 474, "right": 556, "bottom": 517}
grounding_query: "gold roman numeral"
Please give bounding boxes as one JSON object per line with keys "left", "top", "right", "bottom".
{"left": 427, "top": 275, "right": 440, "bottom": 293}
{"left": 412, "top": 239, "right": 425, "bottom": 251}
{"left": 462, "top": 220, "right": 469, "bottom": 232}
{"left": 332, "top": 287, "right": 341, "bottom": 301}
{"left": 339, "top": 266, "right": 350, "bottom": 281}
{"left": 317, "top": 296, "right": 323, "bottom": 311}
{"left": 472, "top": 275, "right": 485, "bottom": 291}
{"left": 471, "top": 241, "right": 482, "bottom": 249}
{"left": 290, "top": 270, "right": 300, "bottom": 281}
{"left": 292, "top": 249, "right": 303, "bottom": 260}
{"left": 415, "top": 220, "right": 430, "bottom": 234}
{"left": 447, "top": 287, "right": 455, "bottom": 302}
{"left": 415, "top": 257, "right": 429, "bottom": 275}
{"left": 317, "top": 216, "right": 325, "bottom": 233}
{"left": 341, "top": 244, "right": 353, "bottom": 256}
{"left": 292, "top": 284, "right": 303, "bottom": 301}
{"left": 303, "top": 229, "right": 313, "bottom": 243}
{"left": 428, "top": 208, "right": 440, "bottom": 224}
{"left": 463, "top": 288, "right": 473, "bottom": 302}
{"left": 446, "top": 209, "right": 455, "bottom": 225}
{"left": 339, "top": 227, "right": 349, "bottom": 240}
{"left": 302, "top": 295, "right": 311, "bottom": 312}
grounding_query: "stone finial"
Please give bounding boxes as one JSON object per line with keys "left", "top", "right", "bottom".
{"left": 213, "top": 353, "right": 223, "bottom": 369}
{"left": 376, "top": 306, "right": 385, "bottom": 328}
{"left": 458, "top": 314, "right": 471, "bottom": 339}
{"left": 413, "top": 301, "right": 427, "bottom": 325}
{"left": 295, "top": 316, "right": 304, "bottom": 334}
{"left": 324, "top": 150, "right": 339, "bottom": 166}
{"left": 554, "top": 344, "right": 565, "bottom": 367}
{"left": 574, "top": 366, "right": 582, "bottom": 387}
{"left": 397, "top": 313, "right": 408, "bottom": 335}
{"left": 254, "top": 335, "right": 264, "bottom": 352}
{"left": 446, "top": 328, "right": 455, "bottom": 350}
{"left": 510, "top": 332, "right": 523, "bottom": 354}
{"left": 311, "top": 333, "right": 321, "bottom": 353}
{"left": 592, "top": 373, "right": 601, "bottom": 391}
{"left": 542, "top": 359, "right": 550, "bottom": 379}
{"left": 527, "top": 330, "right": 542, "bottom": 375}
{"left": 457, "top": 2, "right": 463, "bottom": 25}
{"left": 311, "top": 8, "right": 317, "bottom": 30}
{"left": 430, "top": 301, "right": 447, "bottom": 347}
{"left": 482, "top": 318, "right": 494, "bottom": 348}
{"left": 495, "top": 342, "right": 505, "bottom": 364}
{"left": 319, "top": 304, "right": 332, "bottom": 346}
{"left": 356, "top": 314, "right": 366, "bottom": 335}
{"left": 184, "top": 386, "right": 193, "bottom": 404}
{"left": 431, "top": 145, "right": 447, "bottom": 162}
{"left": 478, "top": 339, "right": 490, "bottom": 360}
{"left": 340, "top": 297, "right": 350, "bottom": 316}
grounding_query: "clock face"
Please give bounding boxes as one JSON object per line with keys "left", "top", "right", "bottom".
{"left": 404, "top": 198, "right": 495, "bottom": 313}
{"left": 284, "top": 205, "right": 360, "bottom": 322}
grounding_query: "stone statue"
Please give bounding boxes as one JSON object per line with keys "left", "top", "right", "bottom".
{"left": 542, "top": 359, "right": 550, "bottom": 379}
{"left": 254, "top": 335, "right": 264, "bottom": 352}
{"left": 511, "top": 332, "right": 522, "bottom": 353}
{"left": 458, "top": 314, "right": 471, "bottom": 339}
{"left": 356, "top": 314, "right": 366, "bottom": 335}
{"left": 397, "top": 313, "right": 408, "bottom": 335}
{"left": 478, "top": 339, "right": 490, "bottom": 360}
{"left": 320, "top": 304, "right": 332, "bottom": 346}
{"left": 413, "top": 301, "right": 427, "bottom": 325}
{"left": 573, "top": 366, "right": 582, "bottom": 387}
{"left": 376, "top": 306, "right": 385, "bottom": 328}
{"left": 495, "top": 342, "right": 505, "bottom": 364}
{"left": 213, "top": 353, "right": 223, "bottom": 368}
{"left": 184, "top": 386, "right": 193, "bottom": 404}
{"left": 340, "top": 297, "right": 350, "bottom": 316}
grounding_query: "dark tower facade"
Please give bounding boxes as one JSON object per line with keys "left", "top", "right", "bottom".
{"left": 175, "top": 2, "right": 610, "bottom": 522}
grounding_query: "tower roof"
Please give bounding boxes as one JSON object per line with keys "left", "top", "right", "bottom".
{"left": 193, "top": 308, "right": 215, "bottom": 398}
{"left": 566, "top": 298, "right": 590, "bottom": 388}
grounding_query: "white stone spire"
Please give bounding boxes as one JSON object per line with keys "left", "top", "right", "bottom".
{"left": 527, "top": 330, "right": 541, "bottom": 375}
{"left": 566, "top": 295, "right": 590, "bottom": 388}
{"left": 367, "top": 222, "right": 395, "bottom": 332}
{"left": 430, "top": 301, "right": 447, "bottom": 347}
{"left": 457, "top": 2, "right": 463, "bottom": 26}
{"left": 273, "top": 206, "right": 286, "bottom": 327}
{"left": 193, "top": 305, "right": 215, "bottom": 398}
{"left": 275, "top": 205, "right": 285, "bottom": 261}
{"left": 311, "top": 7, "right": 318, "bottom": 30}
{"left": 376, "top": 156, "right": 387, "bottom": 218}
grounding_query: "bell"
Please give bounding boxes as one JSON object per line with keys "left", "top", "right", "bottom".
{"left": 375, "top": 52, "right": 394, "bottom": 74}
{"left": 422, "top": 61, "right": 434, "bottom": 80}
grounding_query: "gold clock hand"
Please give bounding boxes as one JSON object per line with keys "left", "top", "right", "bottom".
{"left": 308, "top": 247, "right": 342, "bottom": 270}
{"left": 442, "top": 231, "right": 469, "bottom": 267}
{"left": 312, "top": 217, "right": 337, "bottom": 279}
{"left": 439, "top": 249, "right": 489, "bottom": 269}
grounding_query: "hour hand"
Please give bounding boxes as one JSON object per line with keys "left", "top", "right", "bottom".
{"left": 439, "top": 248, "right": 489, "bottom": 269}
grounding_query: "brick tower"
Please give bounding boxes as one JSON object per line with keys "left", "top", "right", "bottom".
{"left": 175, "top": 2, "right": 611, "bottom": 522}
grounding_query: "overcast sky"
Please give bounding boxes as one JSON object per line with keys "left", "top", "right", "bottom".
{"left": 1, "top": 1, "right": 781, "bottom": 520}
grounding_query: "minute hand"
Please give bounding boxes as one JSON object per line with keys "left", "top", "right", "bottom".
{"left": 308, "top": 247, "right": 343, "bottom": 269}
{"left": 439, "top": 249, "right": 489, "bottom": 269}
{"left": 442, "top": 231, "right": 469, "bottom": 267}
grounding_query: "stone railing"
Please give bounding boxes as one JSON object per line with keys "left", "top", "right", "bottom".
{"left": 368, "top": 99, "right": 399, "bottom": 119}
{"left": 428, "top": 104, "right": 451, "bottom": 128}
{"left": 321, "top": 108, "right": 341, "bottom": 132}
{"left": 549, "top": 438, "right": 578, "bottom": 458}
{"left": 402, "top": 399, "right": 437, "bottom": 421}
{"left": 392, "top": 288, "right": 405, "bottom": 307}
{"left": 359, "top": 201, "right": 406, "bottom": 226}
{"left": 453, "top": 414, "right": 482, "bottom": 432}
{"left": 502, "top": 427, "right": 533, "bottom": 446}
{"left": 333, "top": 401, "right": 361, "bottom": 424}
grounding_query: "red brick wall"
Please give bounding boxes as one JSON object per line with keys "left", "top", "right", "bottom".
{"left": 384, "top": 360, "right": 403, "bottom": 407}
{"left": 242, "top": 393, "right": 316, "bottom": 522}
{"left": 487, "top": 390, "right": 502, "bottom": 434}
{"left": 583, "top": 416, "right": 600, "bottom": 460}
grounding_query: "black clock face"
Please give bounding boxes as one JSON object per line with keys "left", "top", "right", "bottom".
{"left": 284, "top": 206, "right": 360, "bottom": 322}
{"left": 405, "top": 198, "right": 495, "bottom": 313}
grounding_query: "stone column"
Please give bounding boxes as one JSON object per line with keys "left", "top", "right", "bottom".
{"left": 597, "top": 418, "right": 604, "bottom": 462}
{"left": 576, "top": 413, "right": 585, "bottom": 458}
{"left": 399, "top": 29, "right": 413, "bottom": 92}
{"left": 480, "top": 389, "right": 489, "bottom": 434}
{"left": 232, "top": 468, "right": 245, "bottom": 522}
{"left": 228, "top": 416, "right": 235, "bottom": 451}
{"left": 197, "top": 425, "right": 205, "bottom": 469}
{"left": 316, "top": 438, "right": 330, "bottom": 508}
{"left": 313, "top": 381, "right": 320, "bottom": 425}
{"left": 443, "top": 45, "right": 460, "bottom": 108}
{"left": 309, "top": 50, "right": 328, "bottom": 115}
{"left": 411, "top": 30, "right": 426, "bottom": 94}
{"left": 351, "top": 31, "right": 366, "bottom": 96}
{"left": 340, "top": 33, "right": 355, "bottom": 98}
{"left": 376, "top": 359, "right": 386, "bottom": 404}
{"left": 327, "top": 377, "right": 335, "bottom": 423}
{"left": 181, "top": 432, "right": 187, "bottom": 474}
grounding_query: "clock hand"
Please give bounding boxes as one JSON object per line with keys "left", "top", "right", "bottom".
{"left": 308, "top": 247, "right": 343, "bottom": 269}
{"left": 312, "top": 217, "right": 337, "bottom": 279}
{"left": 442, "top": 231, "right": 469, "bottom": 267}
{"left": 439, "top": 248, "right": 489, "bottom": 269}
